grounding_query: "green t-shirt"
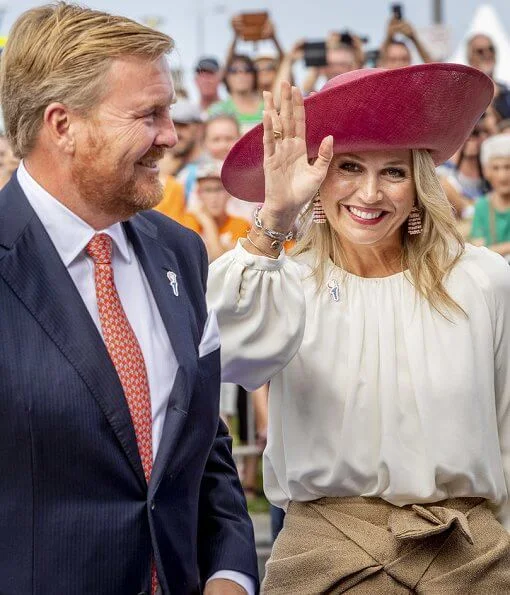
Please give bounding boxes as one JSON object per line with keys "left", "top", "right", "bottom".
{"left": 208, "top": 97, "right": 263, "bottom": 134}
{"left": 470, "top": 194, "right": 510, "bottom": 245}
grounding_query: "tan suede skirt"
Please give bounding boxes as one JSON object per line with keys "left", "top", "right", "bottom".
{"left": 262, "top": 496, "right": 510, "bottom": 594}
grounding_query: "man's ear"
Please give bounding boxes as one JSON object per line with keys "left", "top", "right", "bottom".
{"left": 43, "top": 102, "right": 78, "bottom": 155}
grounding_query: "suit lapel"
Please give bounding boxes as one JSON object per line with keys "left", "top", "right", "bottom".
{"left": 0, "top": 178, "right": 146, "bottom": 489}
{"left": 124, "top": 216, "right": 198, "bottom": 492}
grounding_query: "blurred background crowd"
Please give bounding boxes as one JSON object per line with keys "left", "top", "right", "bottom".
{"left": 1, "top": 0, "right": 510, "bottom": 573}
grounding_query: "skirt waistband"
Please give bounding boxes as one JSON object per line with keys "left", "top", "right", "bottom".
{"left": 291, "top": 496, "right": 485, "bottom": 524}
{"left": 288, "top": 496, "right": 486, "bottom": 544}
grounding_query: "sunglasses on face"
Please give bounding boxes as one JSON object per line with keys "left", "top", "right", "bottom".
{"left": 255, "top": 64, "right": 277, "bottom": 73}
{"left": 470, "top": 127, "right": 488, "bottom": 138}
{"left": 474, "top": 46, "right": 495, "bottom": 56}
{"left": 227, "top": 65, "right": 255, "bottom": 74}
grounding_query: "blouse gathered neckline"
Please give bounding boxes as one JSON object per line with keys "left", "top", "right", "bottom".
{"left": 325, "top": 256, "right": 408, "bottom": 282}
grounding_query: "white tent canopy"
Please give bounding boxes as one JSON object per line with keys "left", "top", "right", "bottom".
{"left": 449, "top": 4, "right": 510, "bottom": 85}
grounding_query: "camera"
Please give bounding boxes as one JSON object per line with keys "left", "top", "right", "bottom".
{"left": 391, "top": 3, "right": 403, "bottom": 20}
{"left": 339, "top": 31, "right": 370, "bottom": 46}
{"left": 303, "top": 41, "right": 327, "bottom": 67}
{"left": 340, "top": 31, "right": 353, "bottom": 46}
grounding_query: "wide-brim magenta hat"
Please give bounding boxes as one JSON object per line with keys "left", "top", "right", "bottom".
{"left": 221, "top": 63, "right": 493, "bottom": 202}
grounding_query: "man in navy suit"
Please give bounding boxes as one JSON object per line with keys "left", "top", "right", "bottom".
{"left": 0, "top": 4, "right": 257, "bottom": 594}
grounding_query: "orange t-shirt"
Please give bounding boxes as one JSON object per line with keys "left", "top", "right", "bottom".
{"left": 181, "top": 214, "right": 250, "bottom": 248}
{"left": 154, "top": 176, "right": 187, "bottom": 224}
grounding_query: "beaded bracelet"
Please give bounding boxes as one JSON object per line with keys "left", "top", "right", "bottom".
{"left": 253, "top": 206, "right": 294, "bottom": 244}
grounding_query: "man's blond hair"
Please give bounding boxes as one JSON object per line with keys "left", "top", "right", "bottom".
{"left": 0, "top": 2, "right": 174, "bottom": 158}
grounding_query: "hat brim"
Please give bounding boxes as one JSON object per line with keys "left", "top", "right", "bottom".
{"left": 221, "top": 63, "right": 493, "bottom": 202}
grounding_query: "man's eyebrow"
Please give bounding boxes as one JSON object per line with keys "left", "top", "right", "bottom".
{"left": 140, "top": 95, "right": 177, "bottom": 111}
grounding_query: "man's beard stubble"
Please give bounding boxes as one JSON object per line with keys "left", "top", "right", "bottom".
{"left": 71, "top": 134, "right": 165, "bottom": 222}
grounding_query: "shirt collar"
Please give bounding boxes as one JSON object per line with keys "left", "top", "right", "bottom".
{"left": 17, "top": 160, "right": 131, "bottom": 267}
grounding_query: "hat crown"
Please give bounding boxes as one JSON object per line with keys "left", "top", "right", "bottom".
{"left": 321, "top": 67, "right": 384, "bottom": 92}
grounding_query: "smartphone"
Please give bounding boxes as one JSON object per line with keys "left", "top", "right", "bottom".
{"left": 391, "top": 3, "right": 403, "bottom": 20}
{"left": 340, "top": 31, "right": 353, "bottom": 46}
{"left": 339, "top": 31, "right": 370, "bottom": 45}
{"left": 303, "top": 41, "right": 327, "bottom": 68}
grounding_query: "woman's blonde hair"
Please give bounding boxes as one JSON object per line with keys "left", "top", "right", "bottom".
{"left": 293, "top": 149, "right": 465, "bottom": 318}
{"left": 0, "top": 2, "right": 174, "bottom": 158}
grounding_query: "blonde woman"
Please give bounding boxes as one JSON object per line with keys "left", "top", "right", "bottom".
{"left": 208, "top": 65, "right": 510, "bottom": 593}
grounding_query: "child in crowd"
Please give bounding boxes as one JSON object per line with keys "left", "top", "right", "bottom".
{"left": 471, "top": 134, "right": 510, "bottom": 261}
{"left": 183, "top": 160, "right": 250, "bottom": 262}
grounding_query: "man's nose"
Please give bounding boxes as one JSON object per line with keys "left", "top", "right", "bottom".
{"left": 156, "top": 118, "right": 178, "bottom": 149}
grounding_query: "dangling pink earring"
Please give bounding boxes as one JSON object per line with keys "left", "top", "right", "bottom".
{"left": 407, "top": 204, "right": 422, "bottom": 235}
{"left": 313, "top": 190, "right": 327, "bottom": 224}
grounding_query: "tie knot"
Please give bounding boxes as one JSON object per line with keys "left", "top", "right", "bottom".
{"left": 86, "top": 233, "right": 113, "bottom": 265}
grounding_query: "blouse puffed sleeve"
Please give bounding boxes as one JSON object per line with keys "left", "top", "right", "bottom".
{"left": 488, "top": 252, "right": 510, "bottom": 530}
{"left": 207, "top": 241, "right": 306, "bottom": 391}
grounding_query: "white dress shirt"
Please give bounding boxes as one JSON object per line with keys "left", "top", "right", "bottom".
{"left": 208, "top": 240, "right": 510, "bottom": 531}
{"left": 17, "top": 162, "right": 254, "bottom": 594}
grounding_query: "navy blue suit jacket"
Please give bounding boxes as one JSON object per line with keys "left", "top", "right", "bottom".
{"left": 0, "top": 176, "right": 258, "bottom": 594}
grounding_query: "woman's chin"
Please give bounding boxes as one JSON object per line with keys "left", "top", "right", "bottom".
{"left": 332, "top": 222, "right": 391, "bottom": 247}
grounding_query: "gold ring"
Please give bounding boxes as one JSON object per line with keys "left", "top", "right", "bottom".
{"left": 273, "top": 129, "right": 283, "bottom": 139}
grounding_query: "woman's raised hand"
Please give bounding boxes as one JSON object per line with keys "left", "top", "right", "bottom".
{"left": 261, "top": 81, "right": 333, "bottom": 231}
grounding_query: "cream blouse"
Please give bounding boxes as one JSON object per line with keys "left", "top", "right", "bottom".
{"left": 207, "top": 242, "right": 510, "bottom": 529}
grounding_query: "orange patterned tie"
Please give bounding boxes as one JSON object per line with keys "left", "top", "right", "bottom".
{"left": 86, "top": 233, "right": 158, "bottom": 593}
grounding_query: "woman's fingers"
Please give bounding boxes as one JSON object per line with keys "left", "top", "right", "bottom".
{"left": 280, "top": 81, "right": 295, "bottom": 139}
{"left": 293, "top": 86, "right": 306, "bottom": 141}
{"left": 313, "top": 135, "right": 334, "bottom": 179}
{"left": 262, "top": 107, "right": 275, "bottom": 159}
{"left": 264, "top": 90, "right": 282, "bottom": 142}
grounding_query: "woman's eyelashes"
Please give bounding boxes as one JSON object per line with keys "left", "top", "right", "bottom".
{"left": 338, "top": 161, "right": 408, "bottom": 180}
{"left": 338, "top": 161, "right": 362, "bottom": 173}
{"left": 383, "top": 167, "right": 407, "bottom": 179}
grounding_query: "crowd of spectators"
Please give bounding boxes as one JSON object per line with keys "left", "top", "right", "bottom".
{"left": 151, "top": 10, "right": 510, "bottom": 522}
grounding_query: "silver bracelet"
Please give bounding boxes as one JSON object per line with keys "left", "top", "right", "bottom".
{"left": 253, "top": 206, "right": 294, "bottom": 243}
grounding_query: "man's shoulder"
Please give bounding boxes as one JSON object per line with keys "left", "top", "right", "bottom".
{"left": 497, "top": 81, "right": 510, "bottom": 94}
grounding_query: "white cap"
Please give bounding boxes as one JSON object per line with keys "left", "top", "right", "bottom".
{"left": 196, "top": 160, "right": 223, "bottom": 181}
{"left": 172, "top": 100, "right": 203, "bottom": 124}
{"left": 480, "top": 133, "right": 510, "bottom": 165}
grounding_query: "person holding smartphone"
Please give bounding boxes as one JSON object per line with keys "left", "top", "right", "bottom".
{"left": 301, "top": 32, "right": 362, "bottom": 95}
{"left": 379, "top": 6, "right": 433, "bottom": 69}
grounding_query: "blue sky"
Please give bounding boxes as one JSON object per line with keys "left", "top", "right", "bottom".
{"left": 2, "top": 1, "right": 510, "bottom": 93}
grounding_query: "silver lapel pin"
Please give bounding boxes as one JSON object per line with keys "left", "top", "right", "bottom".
{"left": 166, "top": 270, "right": 179, "bottom": 297}
{"left": 327, "top": 279, "right": 340, "bottom": 303}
